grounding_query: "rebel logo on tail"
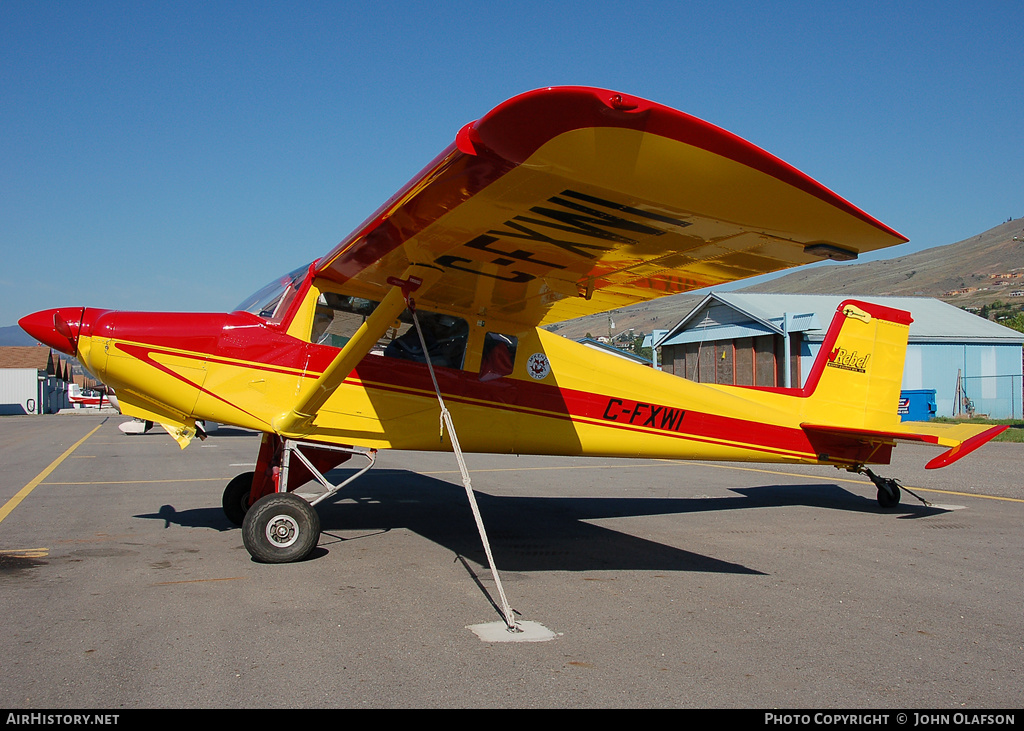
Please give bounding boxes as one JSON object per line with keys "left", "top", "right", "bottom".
{"left": 826, "top": 347, "right": 871, "bottom": 374}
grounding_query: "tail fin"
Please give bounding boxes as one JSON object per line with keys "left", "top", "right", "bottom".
{"left": 799, "top": 300, "right": 1007, "bottom": 469}
{"left": 800, "top": 300, "right": 912, "bottom": 431}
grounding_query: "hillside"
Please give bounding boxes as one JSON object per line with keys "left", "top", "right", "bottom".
{"left": 0, "top": 325, "right": 36, "bottom": 346}
{"left": 544, "top": 292, "right": 703, "bottom": 342}
{"left": 741, "top": 218, "right": 1024, "bottom": 307}
{"left": 548, "top": 217, "right": 1024, "bottom": 341}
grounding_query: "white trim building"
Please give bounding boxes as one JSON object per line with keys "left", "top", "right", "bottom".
{"left": 0, "top": 346, "right": 70, "bottom": 415}
{"left": 655, "top": 293, "right": 1024, "bottom": 419}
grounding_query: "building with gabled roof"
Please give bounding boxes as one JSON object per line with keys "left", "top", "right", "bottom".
{"left": 0, "top": 345, "right": 71, "bottom": 414}
{"left": 655, "top": 293, "right": 1024, "bottom": 419}
{"left": 0, "top": 345, "right": 61, "bottom": 373}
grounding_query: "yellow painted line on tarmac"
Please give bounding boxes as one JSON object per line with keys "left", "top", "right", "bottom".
{"left": 0, "top": 424, "right": 103, "bottom": 525}
{"left": 0, "top": 547, "right": 49, "bottom": 558}
{"left": 87, "top": 441, "right": 174, "bottom": 446}
{"left": 423, "top": 459, "right": 1024, "bottom": 504}
{"left": 152, "top": 576, "right": 247, "bottom": 586}
{"left": 16, "top": 447, "right": 1021, "bottom": 510}
{"left": 907, "top": 486, "right": 1024, "bottom": 503}
{"left": 683, "top": 461, "right": 877, "bottom": 485}
{"left": 42, "top": 478, "right": 233, "bottom": 485}
{"left": 420, "top": 462, "right": 663, "bottom": 475}
{"left": 685, "top": 461, "right": 1024, "bottom": 504}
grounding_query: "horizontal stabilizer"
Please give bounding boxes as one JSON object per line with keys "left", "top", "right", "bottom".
{"left": 802, "top": 422, "right": 1008, "bottom": 469}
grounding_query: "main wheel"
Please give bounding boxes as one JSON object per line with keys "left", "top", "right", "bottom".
{"left": 222, "top": 471, "right": 255, "bottom": 526}
{"left": 242, "top": 492, "right": 321, "bottom": 563}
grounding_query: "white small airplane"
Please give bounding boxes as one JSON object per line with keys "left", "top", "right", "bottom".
{"left": 67, "top": 382, "right": 113, "bottom": 409}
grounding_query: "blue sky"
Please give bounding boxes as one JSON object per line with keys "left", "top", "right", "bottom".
{"left": 2, "top": 1, "right": 1022, "bottom": 327}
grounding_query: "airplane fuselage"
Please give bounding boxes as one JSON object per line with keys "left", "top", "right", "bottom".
{"left": 27, "top": 289, "right": 895, "bottom": 470}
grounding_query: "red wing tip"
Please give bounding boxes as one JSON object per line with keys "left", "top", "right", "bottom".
{"left": 455, "top": 121, "right": 480, "bottom": 155}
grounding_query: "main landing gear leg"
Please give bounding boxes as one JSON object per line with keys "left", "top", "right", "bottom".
{"left": 223, "top": 440, "right": 376, "bottom": 563}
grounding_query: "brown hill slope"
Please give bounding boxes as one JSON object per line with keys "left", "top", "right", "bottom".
{"left": 544, "top": 292, "right": 702, "bottom": 342}
{"left": 548, "top": 217, "right": 1024, "bottom": 341}
{"left": 741, "top": 218, "right": 1024, "bottom": 307}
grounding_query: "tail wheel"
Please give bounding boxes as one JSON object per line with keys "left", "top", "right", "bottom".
{"left": 222, "top": 471, "right": 255, "bottom": 526}
{"left": 876, "top": 479, "right": 901, "bottom": 508}
{"left": 242, "top": 492, "right": 321, "bottom": 563}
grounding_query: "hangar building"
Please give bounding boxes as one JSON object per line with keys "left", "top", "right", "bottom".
{"left": 655, "top": 293, "right": 1024, "bottom": 419}
{"left": 0, "top": 346, "right": 71, "bottom": 415}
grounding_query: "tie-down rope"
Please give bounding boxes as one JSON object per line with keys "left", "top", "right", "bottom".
{"left": 408, "top": 303, "right": 519, "bottom": 632}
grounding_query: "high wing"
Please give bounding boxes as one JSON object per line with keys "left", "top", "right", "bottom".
{"left": 312, "top": 86, "right": 907, "bottom": 326}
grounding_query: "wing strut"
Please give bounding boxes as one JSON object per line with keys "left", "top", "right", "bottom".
{"left": 408, "top": 297, "right": 521, "bottom": 634}
{"left": 272, "top": 265, "right": 441, "bottom": 436}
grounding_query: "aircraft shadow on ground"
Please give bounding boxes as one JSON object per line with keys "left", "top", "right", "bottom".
{"left": 134, "top": 468, "right": 948, "bottom": 575}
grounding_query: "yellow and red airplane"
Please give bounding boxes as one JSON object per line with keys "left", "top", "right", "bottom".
{"left": 20, "top": 86, "right": 1006, "bottom": 567}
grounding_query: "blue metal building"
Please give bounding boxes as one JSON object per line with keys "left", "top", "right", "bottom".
{"left": 656, "top": 293, "right": 1024, "bottom": 419}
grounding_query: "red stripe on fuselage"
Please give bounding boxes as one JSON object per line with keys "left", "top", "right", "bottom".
{"left": 111, "top": 329, "right": 826, "bottom": 461}
{"left": 349, "top": 356, "right": 820, "bottom": 460}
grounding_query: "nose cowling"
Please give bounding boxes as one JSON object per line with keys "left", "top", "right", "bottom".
{"left": 19, "top": 307, "right": 87, "bottom": 356}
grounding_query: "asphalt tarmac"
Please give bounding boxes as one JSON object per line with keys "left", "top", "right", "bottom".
{"left": 1, "top": 414, "right": 1021, "bottom": 709}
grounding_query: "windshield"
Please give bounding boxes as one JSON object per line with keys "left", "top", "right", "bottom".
{"left": 235, "top": 264, "right": 309, "bottom": 321}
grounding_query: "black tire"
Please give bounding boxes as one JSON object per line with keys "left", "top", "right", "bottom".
{"left": 222, "top": 471, "right": 255, "bottom": 526}
{"left": 242, "top": 492, "right": 321, "bottom": 563}
{"left": 876, "top": 481, "right": 901, "bottom": 508}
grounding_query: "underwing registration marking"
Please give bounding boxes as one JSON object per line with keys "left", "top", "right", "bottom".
{"left": 435, "top": 189, "right": 691, "bottom": 282}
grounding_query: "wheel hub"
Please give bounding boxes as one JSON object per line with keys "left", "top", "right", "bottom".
{"left": 265, "top": 514, "right": 300, "bottom": 548}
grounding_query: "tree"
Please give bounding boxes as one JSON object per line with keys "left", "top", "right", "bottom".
{"left": 1000, "top": 312, "right": 1024, "bottom": 333}
{"left": 632, "top": 334, "right": 652, "bottom": 361}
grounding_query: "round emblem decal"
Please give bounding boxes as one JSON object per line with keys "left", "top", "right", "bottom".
{"left": 526, "top": 353, "right": 551, "bottom": 380}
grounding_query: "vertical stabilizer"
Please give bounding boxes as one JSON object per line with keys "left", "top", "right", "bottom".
{"left": 800, "top": 300, "right": 913, "bottom": 430}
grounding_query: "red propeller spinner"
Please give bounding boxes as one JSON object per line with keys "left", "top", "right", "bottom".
{"left": 19, "top": 307, "right": 87, "bottom": 356}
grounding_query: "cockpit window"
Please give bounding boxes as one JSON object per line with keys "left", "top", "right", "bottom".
{"left": 479, "top": 333, "right": 517, "bottom": 381}
{"left": 310, "top": 292, "right": 376, "bottom": 348}
{"left": 310, "top": 292, "right": 469, "bottom": 370}
{"left": 235, "top": 264, "right": 308, "bottom": 321}
{"left": 384, "top": 311, "right": 469, "bottom": 369}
